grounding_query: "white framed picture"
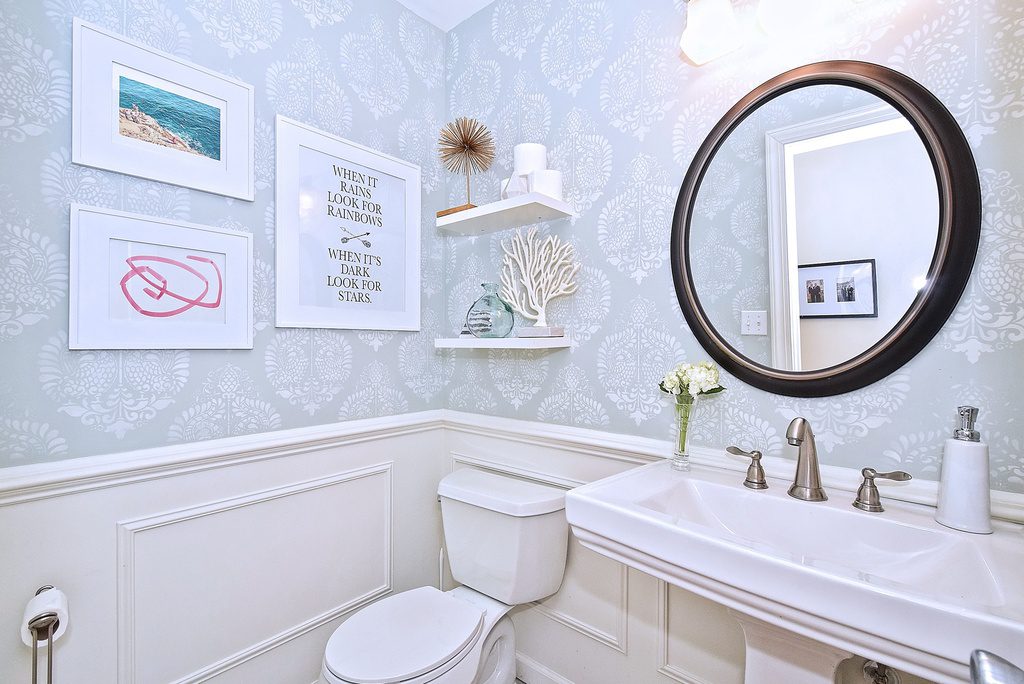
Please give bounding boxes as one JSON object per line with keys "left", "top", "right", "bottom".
{"left": 275, "top": 115, "right": 421, "bottom": 331}
{"left": 72, "top": 18, "right": 255, "bottom": 200}
{"left": 69, "top": 204, "right": 253, "bottom": 349}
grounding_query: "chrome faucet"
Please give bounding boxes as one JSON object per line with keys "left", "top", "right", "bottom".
{"left": 786, "top": 417, "right": 827, "bottom": 501}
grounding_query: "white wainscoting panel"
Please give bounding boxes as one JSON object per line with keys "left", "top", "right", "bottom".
{"left": 531, "top": 538, "right": 629, "bottom": 653}
{"left": 0, "top": 413, "right": 445, "bottom": 684}
{"left": 658, "top": 581, "right": 746, "bottom": 684}
{"left": 118, "top": 464, "right": 393, "bottom": 683}
{"left": 3, "top": 410, "right": 994, "bottom": 683}
{"left": 516, "top": 653, "right": 577, "bottom": 684}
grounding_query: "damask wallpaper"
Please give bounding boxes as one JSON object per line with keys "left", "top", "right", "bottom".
{"left": 443, "top": 0, "right": 1024, "bottom": 493}
{"left": 0, "top": 0, "right": 450, "bottom": 464}
{"left": 2, "top": 0, "right": 1022, "bottom": 496}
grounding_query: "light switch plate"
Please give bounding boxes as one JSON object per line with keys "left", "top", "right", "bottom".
{"left": 741, "top": 310, "right": 768, "bottom": 336}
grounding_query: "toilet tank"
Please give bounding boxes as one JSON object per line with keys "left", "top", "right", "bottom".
{"left": 438, "top": 469, "right": 568, "bottom": 605}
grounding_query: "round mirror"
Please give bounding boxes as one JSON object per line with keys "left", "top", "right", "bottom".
{"left": 672, "top": 61, "right": 980, "bottom": 397}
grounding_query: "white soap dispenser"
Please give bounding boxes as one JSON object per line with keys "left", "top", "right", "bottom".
{"left": 935, "top": 406, "right": 992, "bottom": 534}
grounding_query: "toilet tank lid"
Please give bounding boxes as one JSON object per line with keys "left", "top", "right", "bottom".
{"left": 438, "top": 469, "right": 565, "bottom": 517}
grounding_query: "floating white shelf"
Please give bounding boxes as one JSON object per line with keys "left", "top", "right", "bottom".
{"left": 434, "top": 336, "right": 571, "bottom": 350}
{"left": 436, "top": 192, "right": 574, "bottom": 236}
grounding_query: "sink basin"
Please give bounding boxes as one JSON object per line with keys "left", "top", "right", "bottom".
{"left": 566, "top": 460, "right": 1024, "bottom": 683}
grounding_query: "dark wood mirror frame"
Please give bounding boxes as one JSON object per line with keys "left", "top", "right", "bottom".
{"left": 671, "top": 60, "right": 981, "bottom": 398}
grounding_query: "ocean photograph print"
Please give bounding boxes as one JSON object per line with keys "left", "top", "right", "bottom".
{"left": 117, "top": 75, "right": 222, "bottom": 161}
{"left": 72, "top": 19, "right": 254, "bottom": 200}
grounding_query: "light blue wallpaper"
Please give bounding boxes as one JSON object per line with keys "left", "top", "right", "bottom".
{"left": 2, "top": 0, "right": 1022, "bottom": 496}
{"left": 0, "top": 0, "right": 450, "bottom": 463}
{"left": 443, "top": 0, "right": 1024, "bottom": 493}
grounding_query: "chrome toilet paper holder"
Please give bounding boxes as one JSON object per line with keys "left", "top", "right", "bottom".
{"left": 28, "top": 585, "right": 60, "bottom": 684}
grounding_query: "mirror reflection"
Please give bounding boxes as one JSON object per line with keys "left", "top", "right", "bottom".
{"left": 690, "top": 84, "right": 939, "bottom": 371}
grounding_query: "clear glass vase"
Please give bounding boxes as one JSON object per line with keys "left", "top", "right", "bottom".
{"left": 466, "top": 283, "right": 515, "bottom": 338}
{"left": 671, "top": 396, "right": 695, "bottom": 471}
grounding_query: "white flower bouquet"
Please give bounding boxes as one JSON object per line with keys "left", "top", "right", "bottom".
{"left": 658, "top": 361, "right": 724, "bottom": 402}
{"left": 658, "top": 361, "right": 724, "bottom": 471}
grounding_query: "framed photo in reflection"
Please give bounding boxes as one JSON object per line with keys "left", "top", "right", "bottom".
{"left": 798, "top": 259, "right": 877, "bottom": 318}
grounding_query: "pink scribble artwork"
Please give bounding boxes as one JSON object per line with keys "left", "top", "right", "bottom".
{"left": 120, "top": 254, "right": 223, "bottom": 318}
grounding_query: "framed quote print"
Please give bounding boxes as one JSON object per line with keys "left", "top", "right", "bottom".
{"left": 72, "top": 18, "right": 255, "bottom": 200}
{"left": 69, "top": 204, "right": 253, "bottom": 349}
{"left": 275, "top": 115, "right": 421, "bottom": 331}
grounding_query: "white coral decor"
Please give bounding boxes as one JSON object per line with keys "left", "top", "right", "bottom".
{"left": 658, "top": 361, "right": 724, "bottom": 401}
{"left": 499, "top": 227, "right": 580, "bottom": 328}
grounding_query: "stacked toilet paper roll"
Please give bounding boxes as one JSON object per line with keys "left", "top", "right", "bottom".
{"left": 502, "top": 143, "right": 563, "bottom": 201}
{"left": 527, "top": 169, "right": 562, "bottom": 201}
{"left": 513, "top": 143, "right": 547, "bottom": 176}
{"left": 21, "top": 587, "right": 69, "bottom": 645}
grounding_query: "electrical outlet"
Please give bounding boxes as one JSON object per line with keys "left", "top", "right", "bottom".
{"left": 741, "top": 310, "right": 768, "bottom": 336}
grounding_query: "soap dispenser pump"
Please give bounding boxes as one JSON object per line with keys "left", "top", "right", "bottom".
{"left": 935, "top": 406, "right": 992, "bottom": 534}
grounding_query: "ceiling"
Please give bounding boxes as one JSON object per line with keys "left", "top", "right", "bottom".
{"left": 393, "top": 0, "right": 497, "bottom": 31}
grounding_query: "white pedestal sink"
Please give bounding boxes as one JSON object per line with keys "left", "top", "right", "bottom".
{"left": 565, "top": 460, "right": 1024, "bottom": 683}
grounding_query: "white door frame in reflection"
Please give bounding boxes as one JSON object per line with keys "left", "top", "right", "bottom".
{"left": 763, "top": 104, "right": 933, "bottom": 371}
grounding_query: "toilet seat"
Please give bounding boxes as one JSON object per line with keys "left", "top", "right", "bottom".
{"left": 324, "top": 587, "right": 485, "bottom": 683}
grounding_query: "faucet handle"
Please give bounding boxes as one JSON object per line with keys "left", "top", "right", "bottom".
{"left": 867, "top": 468, "right": 912, "bottom": 482}
{"left": 852, "top": 467, "right": 912, "bottom": 512}
{"left": 727, "top": 446, "right": 768, "bottom": 490}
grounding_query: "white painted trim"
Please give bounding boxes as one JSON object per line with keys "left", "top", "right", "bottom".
{"left": 444, "top": 410, "right": 663, "bottom": 466}
{"left": 656, "top": 581, "right": 717, "bottom": 684}
{"left": 764, "top": 104, "right": 903, "bottom": 370}
{"left": 451, "top": 452, "right": 586, "bottom": 490}
{"left": 446, "top": 412, "right": 1024, "bottom": 523}
{"left": 528, "top": 567, "right": 628, "bottom": 654}
{"left": 515, "top": 652, "right": 575, "bottom": 684}
{"left": 2, "top": 410, "right": 1021, "bottom": 522}
{"left": 180, "top": 593, "right": 388, "bottom": 684}
{"left": 117, "top": 464, "right": 393, "bottom": 683}
{"left": 0, "top": 410, "right": 444, "bottom": 506}
{"left": 765, "top": 127, "right": 800, "bottom": 371}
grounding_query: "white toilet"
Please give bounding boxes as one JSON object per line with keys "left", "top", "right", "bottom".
{"left": 320, "top": 469, "right": 569, "bottom": 684}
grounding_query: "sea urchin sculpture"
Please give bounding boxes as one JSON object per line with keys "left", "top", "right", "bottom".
{"left": 437, "top": 117, "right": 495, "bottom": 217}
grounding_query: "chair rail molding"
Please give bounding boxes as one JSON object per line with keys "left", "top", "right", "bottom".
{"left": 442, "top": 411, "right": 1024, "bottom": 523}
{"left": 1, "top": 409, "right": 1021, "bottom": 521}
{"left": 0, "top": 410, "right": 446, "bottom": 506}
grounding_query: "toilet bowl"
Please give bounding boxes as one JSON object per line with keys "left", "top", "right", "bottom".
{"left": 319, "top": 469, "right": 568, "bottom": 684}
